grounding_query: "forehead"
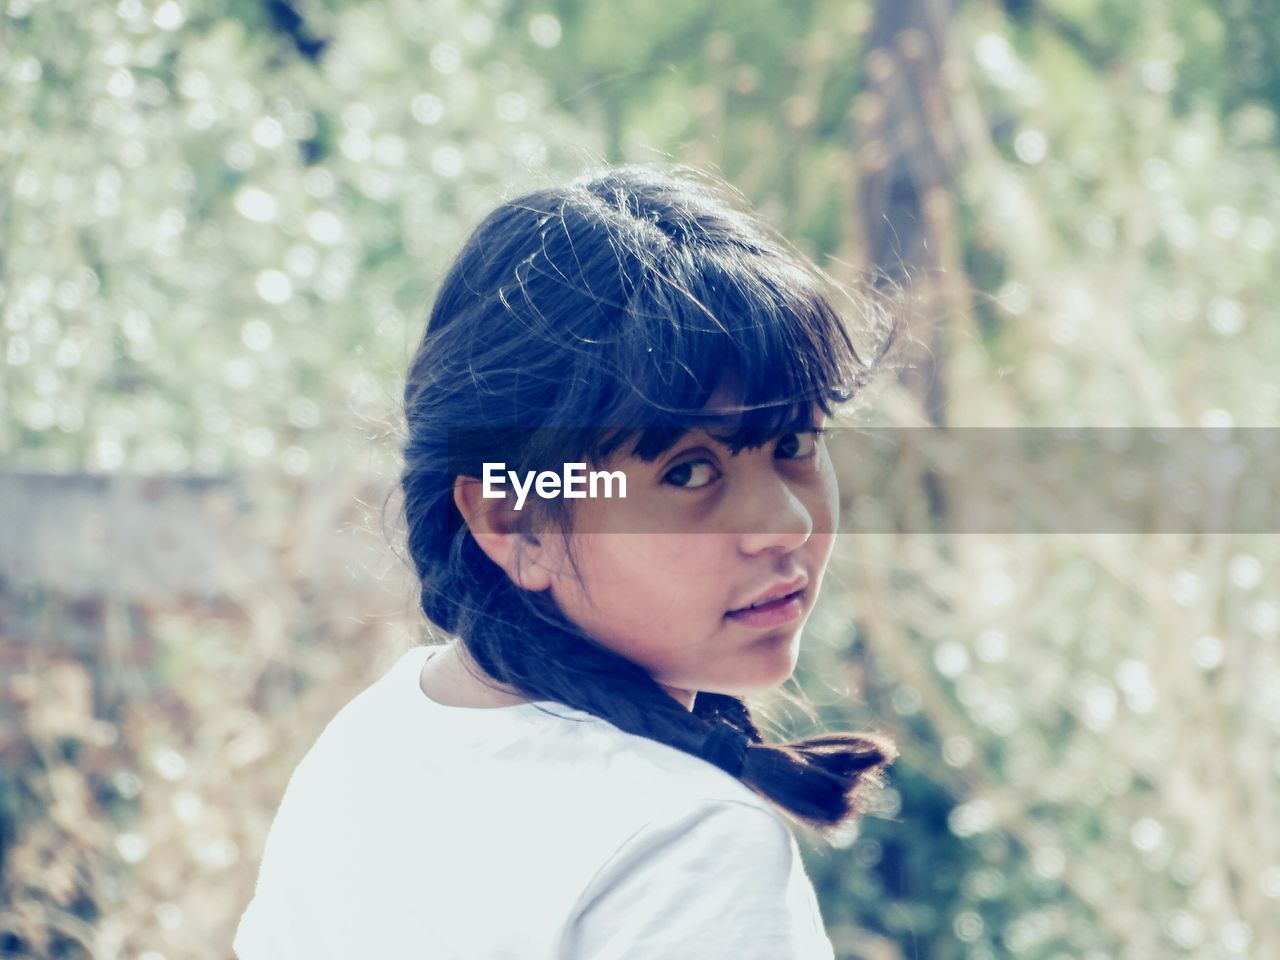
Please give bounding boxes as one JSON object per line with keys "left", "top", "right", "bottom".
{"left": 690, "top": 377, "right": 824, "bottom": 432}
{"left": 684, "top": 379, "right": 748, "bottom": 432}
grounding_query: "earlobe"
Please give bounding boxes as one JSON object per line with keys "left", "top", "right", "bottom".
{"left": 452, "top": 476, "right": 554, "bottom": 592}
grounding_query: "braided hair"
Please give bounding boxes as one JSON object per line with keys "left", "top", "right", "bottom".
{"left": 400, "top": 164, "right": 897, "bottom": 839}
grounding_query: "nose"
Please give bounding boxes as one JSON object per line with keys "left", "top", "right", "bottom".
{"left": 734, "top": 472, "right": 813, "bottom": 556}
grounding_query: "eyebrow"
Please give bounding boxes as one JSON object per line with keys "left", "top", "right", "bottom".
{"left": 617, "top": 404, "right": 822, "bottom": 464}
{"left": 689, "top": 402, "right": 819, "bottom": 432}
{"left": 703, "top": 406, "right": 820, "bottom": 444}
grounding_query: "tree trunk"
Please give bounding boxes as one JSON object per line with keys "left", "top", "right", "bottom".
{"left": 856, "top": 0, "right": 957, "bottom": 427}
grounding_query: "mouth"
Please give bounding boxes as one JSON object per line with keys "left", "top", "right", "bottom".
{"left": 724, "top": 588, "right": 807, "bottom": 628}
{"left": 727, "top": 575, "right": 809, "bottom": 614}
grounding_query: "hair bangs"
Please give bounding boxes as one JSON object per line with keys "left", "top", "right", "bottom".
{"left": 584, "top": 246, "right": 859, "bottom": 464}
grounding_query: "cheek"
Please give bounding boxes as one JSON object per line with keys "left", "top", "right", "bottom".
{"left": 622, "top": 538, "right": 727, "bottom": 616}
{"left": 809, "top": 530, "right": 837, "bottom": 577}
{"left": 580, "top": 537, "right": 727, "bottom": 625}
{"left": 559, "top": 535, "right": 674, "bottom": 609}
{"left": 810, "top": 450, "right": 840, "bottom": 535}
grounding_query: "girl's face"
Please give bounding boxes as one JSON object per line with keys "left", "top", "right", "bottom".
{"left": 539, "top": 395, "right": 838, "bottom": 709}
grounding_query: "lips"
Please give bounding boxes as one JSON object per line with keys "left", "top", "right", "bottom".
{"left": 727, "top": 576, "right": 808, "bottom": 615}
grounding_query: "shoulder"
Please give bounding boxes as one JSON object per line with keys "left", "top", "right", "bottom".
{"left": 497, "top": 708, "right": 792, "bottom": 882}
{"left": 559, "top": 798, "right": 834, "bottom": 960}
{"left": 589, "top": 798, "right": 797, "bottom": 888}
{"left": 543, "top": 710, "right": 774, "bottom": 814}
{"left": 592, "top": 796, "right": 795, "bottom": 874}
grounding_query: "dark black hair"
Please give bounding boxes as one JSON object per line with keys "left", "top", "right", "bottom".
{"left": 400, "top": 164, "right": 897, "bottom": 839}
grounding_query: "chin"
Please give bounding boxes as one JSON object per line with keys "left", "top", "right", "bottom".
{"left": 722, "top": 646, "right": 800, "bottom": 697}
{"left": 760, "top": 631, "right": 803, "bottom": 681}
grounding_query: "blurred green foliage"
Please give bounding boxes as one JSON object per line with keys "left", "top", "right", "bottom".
{"left": 1, "top": 0, "right": 600, "bottom": 477}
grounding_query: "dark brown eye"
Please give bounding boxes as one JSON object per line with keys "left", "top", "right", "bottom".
{"left": 775, "top": 430, "right": 822, "bottom": 460}
{"left": 663, "top": 458, "right": 720, "bottom": 489}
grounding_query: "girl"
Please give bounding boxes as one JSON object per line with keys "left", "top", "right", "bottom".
{"left": 234, "top": 164, "right": 898, "bottom": 959}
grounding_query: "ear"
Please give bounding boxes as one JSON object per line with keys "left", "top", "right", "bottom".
{"left": 453, "top": 475, "right": 555, "bottom": 592}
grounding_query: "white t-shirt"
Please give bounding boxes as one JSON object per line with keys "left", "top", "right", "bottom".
{"left": 234, "top": 645, "right": 836, "bottom": 959}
